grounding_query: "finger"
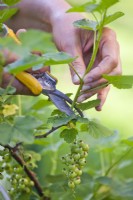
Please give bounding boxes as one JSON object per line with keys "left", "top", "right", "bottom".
{"left": 16, "top": 29, "right": 27, "bottom": 37}
{"left": 69, "top": 47, "right": 86, "bottom": 85}
{"left": 95, "top": 85, "right": 110, "bottom": 111}
{"left": 2, "top": 49, "right": 18, "bottom": 65}
{"left": 84, "top": 29, "right": 120, "bottom": 84}
{"left": 77, "top": 90, "right": 97, "bottom": 103}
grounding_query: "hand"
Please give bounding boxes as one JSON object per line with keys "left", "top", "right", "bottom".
{"left": 1, "top": 29, "right": 49, "bottom": 95}
{"left": 51, "top": 13, "right": 121, "bottom": 111}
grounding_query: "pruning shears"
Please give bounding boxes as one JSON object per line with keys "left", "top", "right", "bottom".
{"left": 0, "top": 24, "right": 83, "bottom": 117}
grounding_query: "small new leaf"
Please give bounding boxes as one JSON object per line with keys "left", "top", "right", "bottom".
{"left": 48, "top": 115, "right": 76, "bottom": 128}
{"left": 104, "top": 12, "right": 124, "bottom": 25}
{"left": 77, "top": 99, "right": 100, "bottom": 111}
{"left": 74, "top": 19, "right": 99, "bottom": 31}
{"left": 103, "top": 75, "right": 133, "bottom": 89}
{"left": 67, "top": 1, "right": 97, "bottom": 13}
{"left": 60, "top": 128, "right": 78, "bottom": 143}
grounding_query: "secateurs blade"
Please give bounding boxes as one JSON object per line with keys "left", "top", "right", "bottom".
{"left": 33, "top": 72, "right": 83, "bottom": 117}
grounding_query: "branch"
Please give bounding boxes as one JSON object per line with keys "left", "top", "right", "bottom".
{"left": 2, "top": 144, "right": 50, "bottom": 200}
{"left": 35, "top": 125, "right": 64, "bottom": 139}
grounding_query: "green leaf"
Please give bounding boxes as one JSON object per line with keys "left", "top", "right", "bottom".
{"left": 80, "top": 123, "right": 89, "bottom": 132}
{"left": 0, "top": 86, "right": 16, "bottom": 95}
{"left": 12, "top": 116, "right": 43, "bottom": 144}
{"left": 100, "top": 0, "right": 120, "bottom": 10}
{"left": 122, "top": 137, "right": 133, "bottom": 147}
{"left": 60, "top": 128, "right": 78, "bottom": 143}
{"left": 42, "top": 52, "right": 75, "bottom": 65}
{"left": 0, "top": 123, "right": 12, "bottom": 145}
{"left": 103, "top": 75, "right": 133, "bottom": 89}
{"left": 104, "top": 12, "right": 124, "bottom": 25}
{"left": 88, "top": 119, "right": 113, "bottom": 138}
{"left": 3, "top": 0, "right": 21, "bottom": 6}
{"left": 19, "top": 30, "right": 56, "bottom": 53}
{"left": 77, "top": 99, "right": 100, "bottom": 111}
{"left": 5, "top": 52, "right": 75, "bottom": 74}
{"left": 73, "top": 19, "right": 99, "bottom": 31}
{"left": 0, "top": 8, "right": 18, "bottom": 23}
{"left": 67, "top": 1, "right": 97, "bottom": 13}
{"left": 31, "top": 99, "right": 52, "bottom": 110}
{"left": 93, "top": 0, "right": 120, "bottom": 13}
{"left": 47, "top": 115, "right": 76, "bottom": 128}
{"left": 4, "top": 54, "right": 47, "bottom": 74}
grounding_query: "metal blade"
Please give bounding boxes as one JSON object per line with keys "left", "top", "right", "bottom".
{"left": 46, "top": 92, "right": 75, "bottom": 116}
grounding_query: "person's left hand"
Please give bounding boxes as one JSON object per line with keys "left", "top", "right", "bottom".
{"left": 51, "top": 13, "right": 122, "bottom": 111}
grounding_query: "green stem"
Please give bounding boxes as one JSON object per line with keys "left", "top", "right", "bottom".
{"left": 80, "top": 82, "right": 109, "bottom": 96}
{"left": 100, "top": 151, "right": 105, "bottom": 176}
{"left": 105, "top": 147, "right": 133, "bottom": 176}
{"left": 72, "top": 12, "right": 106, "bottom": 109}
{"left": 18, "top": 95, "right": 22, "bottom": 116}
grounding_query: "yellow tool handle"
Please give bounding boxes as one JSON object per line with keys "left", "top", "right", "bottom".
{"left": 15, "top": 72, "right": 42, "bottom": 95}
{"left": 6, "top": 26, "right": 42, "bottom": 95}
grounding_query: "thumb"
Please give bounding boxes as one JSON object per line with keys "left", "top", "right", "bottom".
{"left": 69, "top": 48, "right": 86, "bottom": 85}
{"left": 16, "top": 29, "right": 26, "bottom": 37}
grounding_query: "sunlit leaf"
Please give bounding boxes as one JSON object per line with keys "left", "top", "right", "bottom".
{"left": 67, "top": 1, "right": 97, "bottom": 13}
{"left": 77, "top": 99, "right": 100, "bottom": 111}
{"left": 60, "top": 128, "right": 78, "bottom": 143}
{"left": 0, "top": 8, "right": 18, "bottom": 23}
{"left": 19, "top": 29, "right": 56, "bottom": 53}
{"left": 3, "top": 0, "right": 21, "bottom": 6}
{"left": 104, "top": 12, "right": 124, "bottom": 25}
{"left": 4, "top": 54, "right": 46, "bottom": 74}
{"left": 74, "top": 19, "right": 99, "bottom": 31}
{"left": 88, "top": 119, "right": 113, "bottom": 138}
{"left": 5, "top": 52, "right": 75, "bottom": 74}
{"left": 42, "top": 52, "right": 75, "bottom": 65}
{"left": 103, "top": 75, "right": 133, "bottom": 89}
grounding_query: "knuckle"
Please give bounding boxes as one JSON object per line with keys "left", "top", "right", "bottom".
{"left": 106, "top": 56, "right": 118, "bottom": 68}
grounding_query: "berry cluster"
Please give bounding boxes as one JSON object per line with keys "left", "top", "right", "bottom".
{"left": 61, "top": 140, "right": 89, "bottom": 189}
{"left": 0, "top": 148, "right": 34, "bottom": 198}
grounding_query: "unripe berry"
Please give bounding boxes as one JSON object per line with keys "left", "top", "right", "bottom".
{"left": 24, "top": 188, "right": 31, "bottom": 193}
{"left": 69, "top": 171, "right": 77, "bottom": 178}
{"left": 68, "top": 181, "right": 75, "bottom": 189}
{"left": 79, "top": 158, "right": 86, "bottom": 166}
{"left": 74, "top": 168, "right": 82, "bottom": 176}
{"left": 74, "top": 177, "right": 81, "bottom": 185}
{"left": 82, "top": 144, "right": 89, "bottom": 152}
{"left": 73, "top": 153, "right": 80, "bottom": 160}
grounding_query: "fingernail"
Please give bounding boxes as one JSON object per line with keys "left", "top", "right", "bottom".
{"left": 82, "top": 85, "right": 91, "bottom": 91}
{"left": 77, "top": 96, "right": 85, "bottom": 103}
{"left": 84, "top": 77, "right": 93, "bottom": 84}
{"left": 96, "top": 105, "right": 102, "bottom": 111}
{"left": 73, "top": 74, "right": 81, "bottom": 84}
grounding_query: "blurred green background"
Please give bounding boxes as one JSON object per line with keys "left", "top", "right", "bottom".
{"left": 51, "top": 0, "right": 133, "bottom": 137}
